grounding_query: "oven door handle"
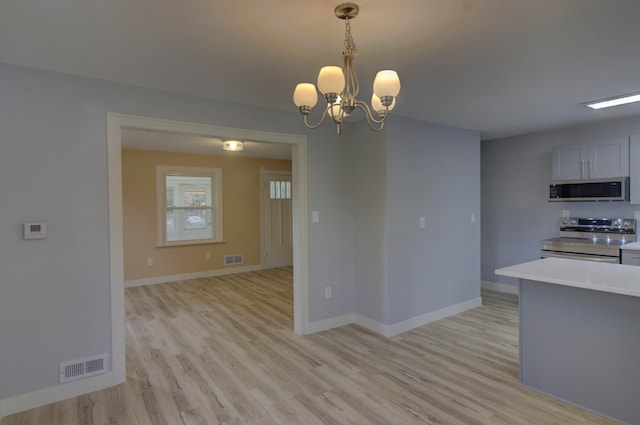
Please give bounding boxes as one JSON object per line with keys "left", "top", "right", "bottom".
{"left": 540, "top": 251, "right": 619, "bottom": 263}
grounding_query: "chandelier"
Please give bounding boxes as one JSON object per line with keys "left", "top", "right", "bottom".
{"left": 293, "top": 3, "right": 401, "bottom": 135}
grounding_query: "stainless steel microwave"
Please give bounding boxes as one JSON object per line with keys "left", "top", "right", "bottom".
{"left": 548, "top": 177, "right": 629, "bottom": 202}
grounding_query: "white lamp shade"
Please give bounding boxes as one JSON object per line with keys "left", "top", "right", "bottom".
{"left": 373, "top": 70, "right": 401, "bottom": 97}
{"left": 371, "top": 94, "right": 395, "bottom": 112}
{"left": 293, "top": 83, "right": 318, "bottom": 108}
{"left": 317, "top": 66, "right": 345, "bottom": 95}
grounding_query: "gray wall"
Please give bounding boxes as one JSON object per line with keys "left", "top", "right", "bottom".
{"left": 0, "top": 61, "right": 483, "bottom": 402}
{"left": 385, "top": 117, "right": 481, "bottom": 324}
{"left": 306, "top": 123, "right": 356, "bottom": 322}
{"left": 0, "top": 62, "right": 356, "bottom": 399}
{"left": 351, "top": 116, "right": 482, "bottom": 325}
{"left": 482, "top": 115, "right": 640, "bottom": 287}
{"left": 352, "top": 124, "right": 388, "bottom": 323}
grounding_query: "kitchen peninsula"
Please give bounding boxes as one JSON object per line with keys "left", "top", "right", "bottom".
{"left": 496, "top": 257, "right": 640, "bottom": 425}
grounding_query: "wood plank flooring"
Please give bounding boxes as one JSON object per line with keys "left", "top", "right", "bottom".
{"left": 1, "top": 268, "right": 619, "bottom": 424}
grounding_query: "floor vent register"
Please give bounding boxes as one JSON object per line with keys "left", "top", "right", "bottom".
{"left": 60, "top": 353, "right": 108, "bottom": 383}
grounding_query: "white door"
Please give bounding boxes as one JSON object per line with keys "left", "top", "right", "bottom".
{"left": 261, "top": 172, "right": 293, "bottom": 269}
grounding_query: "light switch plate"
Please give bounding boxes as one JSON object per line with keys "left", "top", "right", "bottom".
{"left": 312, "top": 211, "right": 319, "bottom": 223}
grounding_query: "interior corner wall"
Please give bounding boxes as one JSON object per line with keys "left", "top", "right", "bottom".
{"left": 122, "top": 149, "right": 291, "bottom": 281}
{"left": 481, "top": 114, "right": 640, "bottom": 288}
{"left": 351, "top": 124, "right": 388, "bottom": 323}
{"left": 384, "top": 116, "right": 481, "bottom": 325}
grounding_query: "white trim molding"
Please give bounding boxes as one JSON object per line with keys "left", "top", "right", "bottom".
{"left": 0, "top": 370, "right": 121, "bottom": 418}
{"left": 383, "top": 297, "right": 482, "bottom": 337}
{"left": 125, "top": 265, "right": 263, "bottom": 288}
{"left": 304, "top": 314, "right": 357, "bottom": 335}
{"left": 481, "top": 280, "right": 519, "bottom": 294}
{"left": 104, "top": 113, "right": 310, "bottom": 416}
{"left": 305, "top": 297, "right": 482, "bottom": 338}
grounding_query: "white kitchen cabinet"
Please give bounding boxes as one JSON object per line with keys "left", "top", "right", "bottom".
{"left": 630, "top": 134, "right": 640, "bottom": 204}
{"left": 551, "top": 137, "right": 629, "bottom": 180}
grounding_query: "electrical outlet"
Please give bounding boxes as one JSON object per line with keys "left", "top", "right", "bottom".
{"left": 419, "top": 216, "right": 426, "bottom": 228}
{"left": 147, "top": 258, "right": 153, "bottom": 266}
{"left": 324, "top": 286, "right": 332, "bottom": 299}
{"left": 312, "top": 211, "right": 319, "bottom": 223}
{"left": 205, "top": 252, "right": 211, "bottom": 260}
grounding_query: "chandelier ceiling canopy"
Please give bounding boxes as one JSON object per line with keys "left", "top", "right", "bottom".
{"left": 293, "top": 3, "right": 401, "bottom": 135}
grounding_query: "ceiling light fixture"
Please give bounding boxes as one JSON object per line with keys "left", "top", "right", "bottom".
{"left": 585, "top": 92, "right": 640, "bottom": 110}
{"left": 223, "top": 140, "right": 244, "bottom": 151}
{"left": 293, "top": 2, "right": 400, "bottom": 135}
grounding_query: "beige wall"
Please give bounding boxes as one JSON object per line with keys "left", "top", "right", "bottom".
{"left": 122, "top": 149, "right": 291, "bottom": 281}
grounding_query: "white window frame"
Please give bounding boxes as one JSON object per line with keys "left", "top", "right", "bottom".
{"left": 156, "top": 165, "right": 223, "bottom": 246}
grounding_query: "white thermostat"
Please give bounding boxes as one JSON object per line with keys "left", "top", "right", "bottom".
{"left": 24, "top": 222, "right": 47, "bottom": 240}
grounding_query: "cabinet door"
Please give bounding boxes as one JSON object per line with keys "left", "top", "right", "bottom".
{"left": 589, "top": 137, "right": 629, "bottom": 179}
{"left": 552, "top": 144, "right": 587, "bottom": 180}
{"left": 621, "top": 250, "right": 640, "bottom": 266}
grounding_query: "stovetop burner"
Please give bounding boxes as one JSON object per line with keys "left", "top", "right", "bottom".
{"left": 560, "top": 217, "right": 635, "bottom": 232}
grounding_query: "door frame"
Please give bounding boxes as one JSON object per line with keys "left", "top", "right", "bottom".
{"left": 107, "top": 113, "right": 309, "bottom": 385}
{"left": 260, "top": 169, "right": 293, "bottom": 269}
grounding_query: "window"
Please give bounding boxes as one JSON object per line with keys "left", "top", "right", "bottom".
{"left": 156, "top": 165, "right": 223, "bottom": 246}
{"left": 269, "top": 180, "right": 292, "bottom": 199}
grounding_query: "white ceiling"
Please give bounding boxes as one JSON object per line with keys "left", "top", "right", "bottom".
{"left": 121, "top": 128, "right": 292, "bottom": 159}
{"left": 2, "top": 0, "right": 640, "bottom": 144}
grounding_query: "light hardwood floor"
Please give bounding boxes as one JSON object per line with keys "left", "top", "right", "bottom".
{"left": 1, "top": 268, "right": 618, "bottom": 425}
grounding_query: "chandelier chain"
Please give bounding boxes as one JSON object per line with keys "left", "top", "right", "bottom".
{"left": 343, "top": 19, "right": 357, "bottom": 58}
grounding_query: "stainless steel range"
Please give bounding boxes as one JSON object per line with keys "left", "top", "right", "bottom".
{"left": 540, "top": 217, "right": 636, "bottom": 263}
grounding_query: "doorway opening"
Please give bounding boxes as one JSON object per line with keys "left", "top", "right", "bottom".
{"left": 107, "top": 113, "right": 309, "bottom": 383}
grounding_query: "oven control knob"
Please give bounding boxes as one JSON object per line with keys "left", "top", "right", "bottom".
{"left": 613, "top": 219, "right": 622, "bottom": 227}
{"left": 623, "top": 220, "right": 631, "bottom": 227}
{"left": 562, "top": 218, "right": 569, "bottom": 225}
{"left": 570, "top": 219, "right": 577, "bottom": 225}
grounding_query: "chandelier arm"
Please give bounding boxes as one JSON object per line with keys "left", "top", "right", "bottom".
{"left": 355, "top": 100, "right": 387, "bottom": 126}
{"left": 302, "top": 107, "right": 331, "bottom": 129}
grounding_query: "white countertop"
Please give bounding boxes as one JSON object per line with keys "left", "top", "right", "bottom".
{"left": 495, "top": 257, "right": 640, "bottom": 298}
{"left": 620, "top": 241, "right": 640, "bottom": 251}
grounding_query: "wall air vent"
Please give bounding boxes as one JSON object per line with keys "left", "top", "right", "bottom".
{"left": 224, "top": 254, "right": 244, "bottom": 265}
{"left": 60, "top": 353, "right": 108, "bottom": 383}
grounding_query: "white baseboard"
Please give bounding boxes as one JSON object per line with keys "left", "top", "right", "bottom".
{"left": 305, "top": 297, "right": 482, "bottom": 338}
{"left": 383, "top": 297, "right": 482, "bottom": 337}
{"left": 125, "top": 264, "right": 263, "bottom": 288}
{"left": 304, "top": 313, "right": 356, "bottom": 334}
{"left": 0, "top": 370, "right": 122, "bottom": 418}
{"left": 353, "top": 314, "right": 389, "bottom": 335}
{"left": 481, "top": 280, "right": 519, "bottom": 294}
